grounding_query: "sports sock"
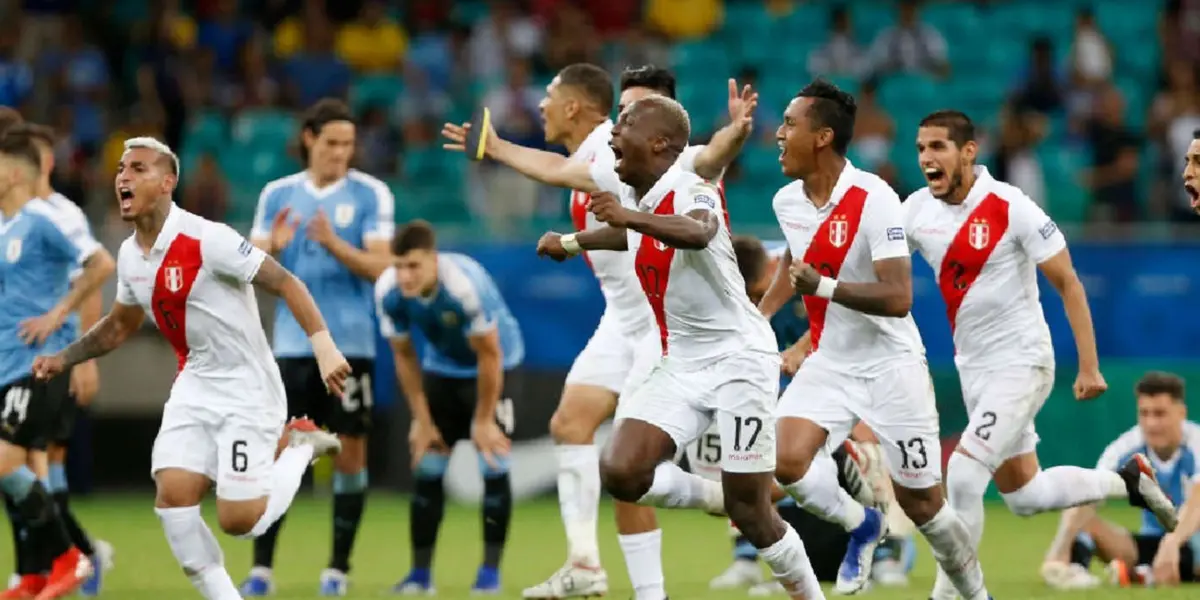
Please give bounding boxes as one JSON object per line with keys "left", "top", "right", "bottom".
{"left": 918, "top": 502, "right": 989, "bottom": 600}
{"left": 555, "top": 445, "right": 601, "bottom": 567}
{"left": 733, "top": 534, "right": 758, "bottom": 561}
{"left": 156, "top": 506, "right": 241, "bottom": 600}
{"left": 329, "top": 468, "right": 366, "bottom": 573}
{"left": 618, "top": 530, "right": 666, "bottom": 600}
{"left": 251, "top": 517, "right": 284, "bottom": 570}
{"left": 410, "top": 475, "right": 445, "bottom": 570}
{"left": 3, "top": 468, "right": 72, "bottom": 568}
{"left": 1001, "top": 466, "right": 1127, "bottom": 515}
{"left": 637, "top": 461, "right": 724, "bottom": 513}
{"left": 780, "top": 449, "right": 866, "bottom": 531}
{"left": 48, "top": 464, "right": 96, "bottom": 556}
{"left": 243, "top": 445, "right": 314, "bottom": 539}
{"left": 481, "top": 472, "right": 512, "bottom": 568}
{"left": 4, "top": 494, "right": 32, "bottom": 576}
{"left": 758, "top": 524, "right": 824, "bottom": 599}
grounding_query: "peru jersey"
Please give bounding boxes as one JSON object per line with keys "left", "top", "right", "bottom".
{"left": 904, "top": 167, "right": 1065, "bottom": 370}
{"left": 589, "top": 162, "right": 774, "bottom": 364}
{"left": 115, "top": 205, "right": 285, "bottom": 411}
{"left": 772, "top": 161, "right": 925, "bottom": 376}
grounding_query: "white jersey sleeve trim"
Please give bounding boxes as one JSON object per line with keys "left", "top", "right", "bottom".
{"left": 373, "top": 267, "right": 406, "bottom": 340}
{"left": 349, "top": 170, "right": 396, "bottom": 243}
{"left": 441, "top": 258, "right": 495, "bottom": 336}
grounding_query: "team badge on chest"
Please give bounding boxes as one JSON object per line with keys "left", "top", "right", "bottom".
{"left": 968, "top": 218, "right": 989, "bottom": 250}
{"left": 829, "top": 215, "right": 849, "bottom": 248}
{"left": 334, "top": 203, "right": 355, "bottom": 227}
{"left": 163, "top": 265, "right": 184, "bottom": 292}
{"left": 5, "top": 239, "right": 21, "bottom": 262}
{"left": 441, "top": 311, "right": 459, "bottom": 327}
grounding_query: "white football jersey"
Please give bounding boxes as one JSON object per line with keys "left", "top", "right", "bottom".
{"left": 115, "top": 204, "right": 285, "bottom": 410}
{"left": 904, "top": 167, "right": 1066, "bottom": 370}
{"left": 772, "top": 161, "right": 925, "bottom": 376}
{"left": 589, "top": 162, "right": 774, "bottom": 364}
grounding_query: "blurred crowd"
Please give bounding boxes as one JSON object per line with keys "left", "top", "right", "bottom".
{"left": 1, "top": 0, "right": 1197, "bottom": 238}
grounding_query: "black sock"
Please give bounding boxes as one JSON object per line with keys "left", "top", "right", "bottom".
{"left": 410, "top": 477, "right": 445, "bottom": 570}
{"left": 252, "top": 514, "right": 285, "bottom": 569}
{"left": 481, "top": 474, "right": 512, "bottom": 569}
{"left": 52, "top": 492, "right": 95, "bottom": 557}
{"left": 15, "top": 483, "right": 71, "bottom": 567}
{"left": 329, "top": 492, "right": 366, "bottom": 573}
{"left": 5, "top": 495, "right": 31, "bottom": 575}
{"left": 1070, "top": 538, "right": 1094, "bottom": 567}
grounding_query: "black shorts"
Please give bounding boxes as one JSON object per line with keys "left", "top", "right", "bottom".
{"left": 278, "top": 357, "right": 375, "bottom": 436}
{"left": 422, "top": 371, "right": 521, "bottom": 446}
{"left": 0, "top": 373, "right": 70, "bottom": 451}
{"left": 1136, "top": 534, "right": 1197, "bottom": 581}
{"left": 50, "top": 393, "right": 78, "bottom": 445}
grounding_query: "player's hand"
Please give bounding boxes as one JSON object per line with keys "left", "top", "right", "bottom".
{"left": 69, "top": 359, "right": 100, "bottom": 405}
{"left": 19, "top": 306, "right": 69, "bottom": 346}
{"left": 1073, "top": 367, "right": 1107, "bottom": 401}
{"left": 780, "top": 344, "right": 806, "bottom": 376}
{"left": 409, "top": 419, "right": 447, "bottom": 468}
{"left": 472, "top": 418, "right": 511, "bottom": 469}
{"left": 1152, "top": 535, "right": 1183, "bottom": 586}
{"left": 306, "top": 208, "right": 335, "bottom": 247}
{"left": 726, "top": 78, "right": 758, "bottom": 136}
{"left": 442, "top": 120, "right": 499, "bottom": 157}
{"left": 536, "top": 232, "right": 572, "bottom": 262}
{"left": 270, "top": 206, "right": 300, "bottom": 253}
{"left": 789, "top": 262, "right": 822, "bottom": 296}
{"left": 589, "top": 192, "right": 629, "bottom": 227}
{"left": 32, "top": 355, "right": 66, "bottom": 381}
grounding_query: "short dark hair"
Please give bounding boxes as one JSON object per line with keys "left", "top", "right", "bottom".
{"left": 392, "top": 219, "right": 437, "bottom": 255}
{"left": 299, "top": 98, "right": 354, "bottom": 163}
{"left": 1193, "top": 128, "right": 1199, "bottom": 139}
{"left": 558, "top": 63, "right": 614, "bottom": 115}
{"left": 919, "top": 110, "right": 976, "bottom": 147}
{"left": 1136, "top": 371, "right": 1185, "bottom": 402}
{"left": 10, "top": 122, "right": 55, "bottom": 148}
{"left": 0, "top": 129, "right": 43, "bottom": 173}
{"left": 0, "top": 107, "right": 22, "bottom": 137}
{"left": 619, "top": 65, "right": 676, "bottom": 99}
{"left": 796, "top": 79, "right": 857, "bottom": 156}
{"left": 732, "top": 235, "right": 769, "bottom": 290}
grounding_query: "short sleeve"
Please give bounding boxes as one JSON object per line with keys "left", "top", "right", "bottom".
{"left": 358, "top": 173, "right": 395, "bottom": 243}
{"left": 250, "top": 181, "right": 283, "bottom": 240}
{"left": 442, "top": 260, "right": 497, "bottom": 336}
{"left": 39, "top": 215, "right": 99, "bottom": 266}
{"left": 588, "top": 155, "right": 624, "bottom": 196}
{"left": 373, "top": 268, "right": 408, "bottom": 339}
{"left": 62, "top": 213, "right": 101, "bottom": 281}
{"left": 863, "top": 187, "right": 911, "bottom": 261}
{"left": 678, "top": 182, "right": 722, "bottom": 216}
{"left": 899, "top": 192, "right": 923, "bottom": 258}
{"left": 1011, "top": 195, "right": 1067, "bottom": 264}
{"left": 201, "top": 223, "right": 268, "bottom": 283}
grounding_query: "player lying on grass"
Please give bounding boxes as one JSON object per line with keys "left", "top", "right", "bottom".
{"left": 1042, "top": 371, "right": 1200, "bottom": 589}
{"left": 33, "top": 137, "right": 349, "bottom": 600}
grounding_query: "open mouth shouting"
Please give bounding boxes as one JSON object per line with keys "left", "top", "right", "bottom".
{"left": 117, "top": 186, "right": 134, "bottom": 212}
{"left": 924, "top": 166, "right": 947, "bottom": 186}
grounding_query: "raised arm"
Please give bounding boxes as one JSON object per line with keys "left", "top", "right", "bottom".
{"left": 442, "top": 121, "right": 600, "bottom": 192}
{"left": 686, "top": 79, "right": 757, "bottom": 180}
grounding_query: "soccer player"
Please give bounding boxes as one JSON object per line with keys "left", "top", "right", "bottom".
{"left": 538, "top": 95, "right": 825, "bottom": 599}
{"left": 32, "top": 136, "right": 348, "bottom": 600}
{"left": 374, "top": 220, "right": 524, "bottom": 594}
{"left": 760, "top": 79, "right": 991, "bottom": 599}
{"left": 244, "top": 98, "right": 394, "bottom": 596}
{"left": 1186, "top": 129, "right": 1199, "bottom": 215}
{"left": 0, "top": 128, "right": 112, "bottom": 600}
{"left": 904, "top": 110, "right": 1177, "bottom": 599}
{"left": 1040, "top": 372, "right": 1200, "bottom": 588}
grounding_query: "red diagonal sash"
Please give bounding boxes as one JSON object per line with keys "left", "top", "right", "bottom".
{"left": 938, "top": 193, "right": 1010, "bottom": 332}
{"left": 800, "top": 186, "right": 869, "bottom": 351}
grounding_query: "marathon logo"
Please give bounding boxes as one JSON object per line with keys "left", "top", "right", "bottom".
{"left": 238, "top": 239, "right": 253, "bottom": 256}
{"left": 887, "top": 227, "right": 905, "bottom": 241}
{"left": 1039, "top": 220, "right": 1058, "bottom": 240}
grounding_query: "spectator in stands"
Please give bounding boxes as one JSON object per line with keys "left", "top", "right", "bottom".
{"left": 607, "top": 25, "right": 670, "bottom": 77}
{"left": 1069, "top": 8, "right": 1113, "bottom": 91}
{"left": 1159, "top": 0, "right": 1200, "bottom": 69}
{"left": 850, "top": 79, "right": 895, "bottom": 176}
{"left": 645, "top": 0, "right": 723, "bottom": 40}
{"left": 476, "top": 56, "right": 545, "bottom": 234}
{"left": 40, "top": 16, "right": 108, "bottom": 151}
{"left": 1084, "top": 86, "right": 1142, "bottom": 222}
{"left": 542, "top": 3, "right": 601, "bottom": 72}
{"left": 868, "top": 0, "right": 949, "bottom": 78}
{"left": 16, "top": 0, "right": 68, "bottom": 61}
{"left": 135, "top": 9, "right": 194, "bottom": 149}
{"left": 468, "top": 0, "right": 543, "bottom": 83}
{"left": 0, "top": 23, "right": 33, "bottom": 110}
{"left": 994, "top": 107, "right": 1049, "bottom": 207}
{"left": 808, "top": 5, "right": 869, "bottom": 79}
{"left": 1014, "top": 36, "right": 1065, "bottom": 115}
{"left": 197, "top": 0, "right": 253, "bottom": 74}
{"left": 357, "top": 106, "right": 400, "bottom": 175}
{"left": 180, "top": 153, "right": 230, "bottom": 222}
{"left": 1148, "top": 61, "right": 1200, "bottom": 221}
{"left": 234, "top": 39, "right": 280, "bottom": 110}
{"left": 272, "top": 0, "right": 326, "bottom": 61}
{"left": 336, "top": 0, "right": 408, "bottom": 74}
{"left": 283, "top": 14, "right": 352, "bottom": 107}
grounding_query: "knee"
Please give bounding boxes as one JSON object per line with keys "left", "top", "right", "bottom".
{"left": 774, "top": 449, "right": 814, "bottom": 487}
{"left": 477, "top": 453, "right": 511, "bottom": 480}
{"left": 549, "top": 409, "right": 591, "bottom": 445}
{"left": 599, "top": 451, "right": 654, "bottom": 503}
{"left": 216, "top": 510, "right": 257, "bottom": 537}
{"left": 413, "top": 453, "right": 449, "bottom": 482}
{"left": 946, "top": 452, "right": 992, "bottom": 506}
{"left": 332, "top": 469, "right": 369, "bottom": 495}
{"left": 894, "top": 486, "right": 942, "bottom": 524}
{"left": 334, "top": 436, "right": 366, "bottom": 472}
{"left": 1000, "top": 476, "right": 1045, "bottom": 517}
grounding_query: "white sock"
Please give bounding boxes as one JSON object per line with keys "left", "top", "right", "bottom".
{"left": 155, "top": 506, "right": 242, "bottom": 600}
{"left": 917, "top": 503, "right": 989, "bottom": 600}
{"left": 247, "top": 445, "right": 314, "bottom": 538}
{"left": 618, "top": 530, "right": 666, "bottom": 600}
{"left": 932, "top": 452, "right": 992, "bottom": 599}
{"left": 556, "top": 444, "right": 602, "bottom": 566}
{"left": 1002, "top": 466, "right": 1126, "bottom": 516}
{"left": 781, "top": 449, "right": 866, "bottom": 531}
{"left": 758, "top": 525, "right": 825, "bottom": 599}
{"left": 638, "top": 461, "right": 724, "bottom": 513}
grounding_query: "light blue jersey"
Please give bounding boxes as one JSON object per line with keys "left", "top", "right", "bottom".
{"left": 251, "top": 170, "right": 395, "bottom": 359}
{"left": 1098, "top": 421, "right": 1200, "bottom": 552}
{"left": 0, "top": 199, "right": 100, "bottom": 386}
{"left": 42, "top": 192, "right": 99, "bottom": 349}
{"left": 374, "top": 253, "right": 524, "bottom": 378}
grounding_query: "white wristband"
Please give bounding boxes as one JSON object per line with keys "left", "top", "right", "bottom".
{"left": 815, "top": 276, "right": 838, "bottom": 300}
{"left": 310, "top": 330, "right": 344, "bottom": 379}
{"left": 560, "top": 233, "right": 582, "bottom": 255}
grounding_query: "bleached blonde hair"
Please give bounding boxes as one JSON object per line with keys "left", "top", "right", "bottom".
{"left": 626, "top": 95, "right": 692, "bottom": 145}
{"left": 123, "top": 136, "right": 181, "bottom": 177}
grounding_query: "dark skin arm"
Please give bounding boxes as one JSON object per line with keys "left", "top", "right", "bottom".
{"left": 590, "top": 193, "right": 719, "bottom": 250}
{"left": 790, "top": 257, "right": 913, "bottom": 318}
{"left": 758, "top": 248, "right": 795, "bottom": 318}
{"left": 535, "top": 225, "right": 629, "bottom": 262}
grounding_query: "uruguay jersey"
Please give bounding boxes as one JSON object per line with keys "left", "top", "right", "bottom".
{"left": 374, "top": 253, "right": 523, "bottom": 378}
{"left": 1098, "top": 421, "right": 1200, "bottom": 551}
{"left": 0, "top": 200, "right": 101, "bottom": 386}
{"left": 250, "top": 170, "right": 395, "bottom": 359}
{"left": 40, "top": 192, "right": 99, "bottom": 349}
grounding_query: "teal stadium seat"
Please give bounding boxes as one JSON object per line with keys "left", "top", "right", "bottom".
{"left": 403, "top": 147, "right": 470, "bottom": 225}
{"left": 231, "top": 110, "right": 297, "bottom": 150}
{"left": 182, "top": 111, "right": 228, "bottom": 153}
{"left": 350, "top": 74, "right": 404, "bottom": 113}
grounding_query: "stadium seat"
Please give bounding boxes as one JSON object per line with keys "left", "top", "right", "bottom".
{"left": 351, "top": 74, "right": 404, "bottom": 113}
{"left": 231, "top": 110, "right": 297, "bottom": 150}
{"left": 182, "top": 111, "right": 228, "bottom": 153}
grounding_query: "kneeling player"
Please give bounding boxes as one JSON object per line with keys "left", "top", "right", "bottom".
{"left": 376, "top": 220, "right": 524, "bottom": 595}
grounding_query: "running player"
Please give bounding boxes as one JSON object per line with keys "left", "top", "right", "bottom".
{"left": 904, "top": 110, "right": 1177, "bottom": 599}
{"left": 33, "top": 136, "right": 347, "bottom": 600}
{"left": 539, "top": 96, "right": 825, "bottom": 599}
{"left": 244, "top": 99, "right": 394, "bottom": 596}
{"left": 0, "top": 128, "right": 109, "bottom": 600}
{"left": 761, "top": 79, "right": 991, "bottom": 599}
{"left": 1041, "top": 372, "right": 1200, "bottom": 590}
{"left": 375, "top": 220, "right": 524, "bottom": 595}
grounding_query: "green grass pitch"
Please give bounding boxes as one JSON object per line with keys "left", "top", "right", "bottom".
{"left": 7, "top": 494, "right": 1193, "bottom": 598}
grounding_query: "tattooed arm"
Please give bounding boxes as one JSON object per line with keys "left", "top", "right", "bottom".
{"left": 57, "top": 301, "right": 146, "bottom": 368}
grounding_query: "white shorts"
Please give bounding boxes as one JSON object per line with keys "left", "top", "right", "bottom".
{"left": 779, "top": 360, "right": 941, "bottom": 489}
{"left": 617, "top": 350, "right": 780, "bottom": 474}
{"left": 681, "top": 421, "right": 723, "bottom": 482}
{"left": 565, "top": 311, "right": 641, "bottom": 394}
{"left": 957, "top": 365, "right": 1053, "bottom": 471}
{"left": 151, "top": 401, "right": 286, "bottom": 501}
{"left": 621, "top": 330, "right": 662, "bottom": 395}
